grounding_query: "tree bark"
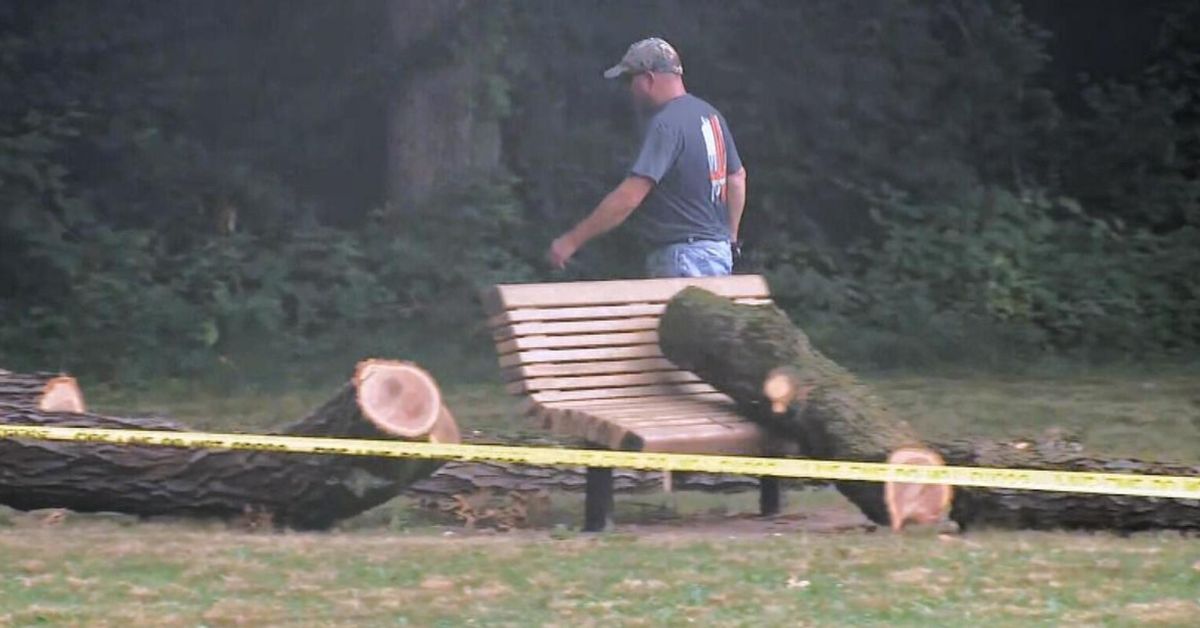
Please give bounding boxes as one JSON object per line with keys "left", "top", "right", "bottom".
{"left": 0, "top": 360, "right": 458, "bottom": 529}
{"left": 936, "top": 436, "right": 1200, "bottom": 531}
{"left": 386, "top": 0, "right": 501, "bottom": 207}
{"left": 659, "top": 287, "right": 1200, "bottom": 532}
{"left": 406, "top": 462, "right": 762, "bottom": 499}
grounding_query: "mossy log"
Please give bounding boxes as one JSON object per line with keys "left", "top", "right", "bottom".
{"left": 0, "top": 360, "right": 459, "bottom": 529}
{"left": 659, "top": 287, "right": 934, "bottom": 525}
{"left": 407, "top": 462, "right": 760, "bottom": 498}
{"left": 659, "top": 287, "right": 1200, "bottom": 531}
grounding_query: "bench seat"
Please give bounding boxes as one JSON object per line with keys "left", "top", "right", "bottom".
{"left": 482, "top": 275, "right": 778, "bottom": 529}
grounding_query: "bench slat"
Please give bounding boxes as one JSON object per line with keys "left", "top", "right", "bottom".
{"left": 604, "top": 418, "right": 750, "bottom": 432}
{"left": 529, "top": 382, "right": 716, "bottom": 403}
{"left": 632, "top": 422, "right": 762, "bottom": 438}
{"left": 591, "top": 408, "right": 751, "bottom": 423}
{"left": 605, "top": 416, "right": 752, "bottom": 431}
{"left": 494, "top": 317, "right": 660, "bottom": 340}
{"left": 533, "top": 398, "right": 762, "bottom": 453}
{"left": 534, "top": 406, "right": 748, "bottom": 450}
{"left": 489, "top": 303, "right": 666, "bottom": 328}
{"left": 496, "top": 331, "right": 658, "bottom": 354}
{"left": 503, "top": 358, "right": 677, "bottom": 381}
{"left": 488, "top": 298, "right": 772, "bottom": 328}
{"left": 537, "top": 392, "right": 732, "bottom": 410}
{"left": 482, "top": 275, "right": 770, "bottom": 312}
{"left": 629, "top": 424, "right": 767, "bottom": 454}
{"left": 499, "top": 345, "right": 662, "bottom": 368}
{"left": 608, "top": 418, "right": 756, "bottom": 450}
{"left": 578, "top": 398, "right": 736, "bottom": 413}
{"left": 507, "top": 370, "right": 701, "bottom": 393}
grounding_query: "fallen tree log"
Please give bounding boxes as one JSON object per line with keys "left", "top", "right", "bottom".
{"left": 936, "top": 436, "right": 1200, "bottom": 531}
{"left": 659, "top": 287, "right": 1200, "bottom": 532}
{"left": 0, "top": 360, "right": 459, "bottom": 529}
{"left": 659, "top": 287, "right": 938, "bottom": 526}
{"left": 407, "top": 462, "right": 761, "bottom": 498}
{"left": 0, "top": 369, "right": 86, "bottom": 413}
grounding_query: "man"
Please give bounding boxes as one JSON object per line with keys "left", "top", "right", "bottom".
{"left": 546, "top": 37, "right": 747, "bottom": 278}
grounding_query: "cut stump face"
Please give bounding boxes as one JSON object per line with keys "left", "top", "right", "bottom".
{"left": 354, "top": 360, "right": 443, "bottom": 438}
{"left": 763, "top": 367, "right": 814, "bottom": 415}
{"left": 38, "top": 377, "right": 87, "bottom": 414}
{"left": 884, "top": 447, "right": 954, "bottom": 531}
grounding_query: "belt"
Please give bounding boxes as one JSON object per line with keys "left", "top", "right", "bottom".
{"left": 661, "top": 237, "right": 729, "bottom": 246}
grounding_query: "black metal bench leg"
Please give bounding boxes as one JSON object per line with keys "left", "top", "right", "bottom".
{"left": 759, "top": 476, "right": 782, "bottom": 516}
{"left": 584, "top": 466, "right": 614, "bottom": 532}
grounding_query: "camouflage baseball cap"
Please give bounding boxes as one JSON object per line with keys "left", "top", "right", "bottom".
{"left": 603, "top": 37, "right": 683, "bottom": 79}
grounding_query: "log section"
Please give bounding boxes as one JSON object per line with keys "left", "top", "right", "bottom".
{"left": 0, "top": 360, "right": 457, "bottom": 529}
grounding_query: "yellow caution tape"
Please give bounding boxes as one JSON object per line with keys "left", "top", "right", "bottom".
{"left": 2, "top": 424, "right": 1199, "bottom": 500}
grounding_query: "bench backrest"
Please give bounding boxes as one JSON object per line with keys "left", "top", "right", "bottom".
{"left": 483, "top": 276, "right": 771, "bottom": 407}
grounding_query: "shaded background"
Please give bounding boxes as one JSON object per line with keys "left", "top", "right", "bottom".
{"left": 1, "top": 0, "right": 1196, "bottom": 386}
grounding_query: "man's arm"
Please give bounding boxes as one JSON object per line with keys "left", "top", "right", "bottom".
{"left": 727, "top": 166, "right": 747, "bottom": 241}
{"left": 547, "top": 175, "right": 654, "bottom": 269}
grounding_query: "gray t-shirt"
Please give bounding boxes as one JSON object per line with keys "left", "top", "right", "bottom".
{"left": 629, "top": 94, "right": 743, "bottom": 246}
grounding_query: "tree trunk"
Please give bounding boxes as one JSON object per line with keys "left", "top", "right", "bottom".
{"left": 0, "top": 369, "right": 86, "bottom": 413}
{"left": 659, "top": 287, "right": 934, "bottom": 526}
{"left": 0, "top": 360, "right": 459, "bottom": 530}
{"left": 659, "top": 287, "right": 1200, "bottom": 532}
{"left": 936, "top": 436, "right": 1200, "bottom": 531}
{"left": 385, "top": 0, "right": 502, "bottom": 207}
{"left": 407, "top": 462, "right": 762, "bottom": 499}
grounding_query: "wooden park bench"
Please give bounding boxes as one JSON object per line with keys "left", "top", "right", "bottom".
{"left": 482, "top": 275, "right": 780, "bottom": 530}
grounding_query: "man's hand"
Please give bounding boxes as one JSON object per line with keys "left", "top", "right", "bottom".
{"left": 546, "top": 234, "right": 579, "bottom": 269}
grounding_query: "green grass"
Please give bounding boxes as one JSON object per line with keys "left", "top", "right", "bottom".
{"left": 1, "top": 519, "right": 1198, "bottom": 626}
{"left": 875, "top": 371, "right": 1200, "bottom": 460}
{"left": 3, "top": 368, "right": 1198, "bottom": 625}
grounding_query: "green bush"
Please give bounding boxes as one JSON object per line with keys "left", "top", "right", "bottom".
{"left": 770, "top": 187, "right": 1200, "bottom": 368}
{"left": 0, "top": 176, "right": 535, "bottom": 383}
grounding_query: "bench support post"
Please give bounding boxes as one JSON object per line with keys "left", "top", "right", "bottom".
{"left": 759, "top": 476, "right": 782, "bottom": 516}
{"left": 584, "top": 467, "right": 614, "bottom": 532}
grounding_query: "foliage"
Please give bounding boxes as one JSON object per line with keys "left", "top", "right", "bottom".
{"left": 787, "top": 187, "right": 1200, "bottom": 368}
{"left": 0, "top": 1, "right": 533, "bottom": 383}
{"left": 0, "top": 188, "right": 534, "bottom": 383}
{"left": 1, "top": 0, "right": 1197, "bottom": 382}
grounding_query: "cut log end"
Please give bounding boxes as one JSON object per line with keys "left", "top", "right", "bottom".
{"left": 763, "top": 368, "right": 812, "bottom": 415}
{"left": 39, "top": 376, "right": 87, "bottom": 414}
{"left": 1, "top": 362, "right": 454, "bottom": 529}
{"left": 354, "top": 359, "right": 442, "bottom": 438}
{"left": 428, "top": 407, "right": 462, "bottom": 444}
{"left": 884, "top": 447, "right": 953, "bottom": 532}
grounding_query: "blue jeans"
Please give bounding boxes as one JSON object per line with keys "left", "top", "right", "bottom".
{"left": 645, "top": 240, "right": 733, "bottom": 278}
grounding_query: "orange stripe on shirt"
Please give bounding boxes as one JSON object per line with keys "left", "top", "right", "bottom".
{"left": 707, "top": 115, "right": 727, "bottom": 201}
